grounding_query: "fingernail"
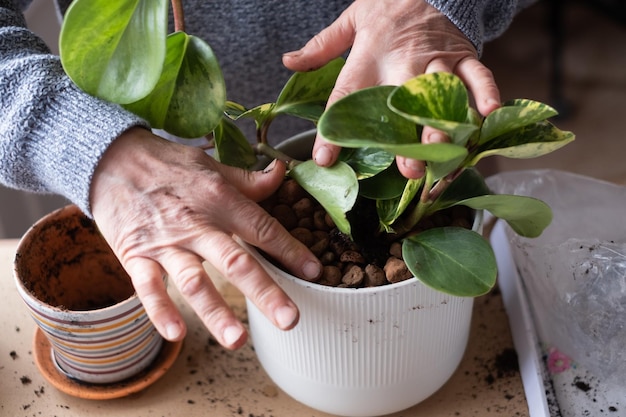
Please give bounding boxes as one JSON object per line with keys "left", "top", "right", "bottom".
{"left": 303, "top": 260, "right": 321, "bottom": 280}
{"left": 283, "top": 50, "right": 302, "bottom": 58}
{"left": 275, "top": 305, "right": 298, "bottom": 329}
{"left": 403, "top": 158, "right": 420, "bottom": 170}
{"left": 165, "top": 322, "right": 183, "bottom": 341}
{"left": 427, "top": 132, "right": 446, "bottom": 144}
{"left": 314, "top": 146, "right": 333, "bottom": 166}
{"left": 402, "top": 158, "right": 424, "bottom": 178}
{"left": 263, "top": 159, "right": 278, "bottom": 174}
{"left": 223, "top": 325, "right": 244, "bottom": 346}
{"left": 486, "top": 97, "right": 500, "bottom": 109}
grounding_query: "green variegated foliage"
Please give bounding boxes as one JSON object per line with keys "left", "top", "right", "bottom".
{"left": 224, "top": 58, "right": 344, "bottom": 142}
{"left": 315, "top": 72, "right": 574, "bottom": 297}
{"left": 60, "top": 0, "right": 225, "bottom": 138}
{"left": 59, "top": 0, "right": 573, "bottom": 298}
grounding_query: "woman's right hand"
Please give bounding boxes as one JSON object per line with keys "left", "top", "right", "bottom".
{"left": 89, "top": 127, "right": 322, "bottom": 349}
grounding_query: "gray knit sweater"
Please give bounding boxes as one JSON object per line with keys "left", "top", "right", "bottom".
{"left": 0, "top": 0, "right": 532, "bottom": 216}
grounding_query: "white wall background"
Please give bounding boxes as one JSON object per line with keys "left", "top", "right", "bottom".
{"left": 0, "top": 0, "right": 66, "bottom": 238}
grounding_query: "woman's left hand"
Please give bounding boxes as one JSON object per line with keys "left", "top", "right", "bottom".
{"left": 283, "top": 0, "right": 501, "bottom": 179}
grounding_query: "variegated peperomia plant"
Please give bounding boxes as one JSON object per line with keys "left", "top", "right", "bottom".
{"left": 59, "top": 0, "right": 574, "bottom": 298}
{"left": 224, "top": 63, "right": 574, "bottom": 297}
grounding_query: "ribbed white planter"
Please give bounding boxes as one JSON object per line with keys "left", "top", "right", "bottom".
{"left": 245, "top": 249, "right": 474, "bottom": 417}
{"left": 246, "top": 131, "right": 477, "bottom": 416}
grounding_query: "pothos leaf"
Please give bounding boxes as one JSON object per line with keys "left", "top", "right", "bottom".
{"left": 224, "top": 101, "right": 248, "bottom": 119}
{"left": 274, "top": 58, "right": 345, "bottom": 121}
{"left": 319, "top": 86, "right": 468, "bottom": 162}
{"left": 479, "top": 99, "right": 558, "bottom": 144}
{"left": 470, "top": 121, "right": 575, "bottom": 165}
{"left": 377, "top": 178, "right": 423, "bottom": 231}
{"left": 289, "top": 160, "right": 358, "bottom": 236}
{"left": 388, "top": 72, "right": 479, "bottom": 145}
{"left": 427, "top": 169, "right": 491, "bottom": 215}
{"left": 213, "top": 117, "right": 257, "bottom": 169}
{"left": 123, "top": 32, "right": 226, "bottom": 138}
{"left": 455, "top": 194, "right": 552, "bottom": 238}
{"left": 403, "top": 227, "right": 496, "bottom": 297}
{"left": 358, "top": 163, "right": 407, "bottom": 200}
{"left": 338, "top": 147, "right": 395, "bottom": 180}
{"left": 60, "top": 0, "right": 168, "bottom": 104}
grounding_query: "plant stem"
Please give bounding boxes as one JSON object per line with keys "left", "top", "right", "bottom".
{"left": 395, "top": 166, "right": 467, "bottom": 238}
{"left": 419, "top": 168, "right": 435, "bottom": 204}
{"left": 171, "top": 0, "right": 185, "bottom": 32}
{"left": 256, "top": 143, "right": 302, "bottom": 170}
{"left": 428, "top": 168, "right": 463, "bottom": 201}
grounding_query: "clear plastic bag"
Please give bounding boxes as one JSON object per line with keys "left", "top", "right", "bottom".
{"left": 487, "top": 169, "right": 626, "bottom": 386}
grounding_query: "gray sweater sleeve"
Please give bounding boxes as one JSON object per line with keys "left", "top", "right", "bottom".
{"left": 0, "top": 0, "right": 149, "bottom": 216}
{"left": 426, "top": 0, "right": 536, "bottom": 56}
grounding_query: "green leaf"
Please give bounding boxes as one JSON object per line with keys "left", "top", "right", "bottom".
{"left": 403, "top": 228, "right": 496, "bottom": 297}
{"left": 388, "top": 72, "right": 479, "bottom": 145}
{"left": 470, "top": 121, "right": 575, "bottom": 165}
{"left": 230, "top": 103, "right": 276, "bottom": 130}
{"left": 377, "top": 178, "right": 423, "bottom": 231}
{"left": 318, "top": 86, "right": 468, "bottom": 162}
{"left": 457, "top": 194, "right": 552, "bottom": 238}
{"left": 274, "top": 58, "right": 345, "bottom": 121}
{"left": 289, "top": 160, "right": 358, "bottom": 236}
{"left": 224, "top": 101, "right": 248, "bottom": 119}
{"left": 231, "top": 59, "right": 343, "bottom": 130}
{"left": 338, "top": 147, "right": 395, "bottom": 180}
{"left": 123, "top": 32, "right": 226, "bottom": 138}
{"left": 60, "top": 0, "right": 168, "bottom": 104}
{"left": 358, "top": 164, "right": 407, "bottom": 200}
{"left": 427, "top": 169, "right": 491, "bottom": 214}
{"left": 479, "top": 99, "right": 559, "bottom": 144}
{"left": 213, "top": 118, "right": 257, "bottom": 169}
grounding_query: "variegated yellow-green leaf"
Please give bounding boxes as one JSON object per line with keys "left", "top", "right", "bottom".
{"left": 319, "top": 86, "right": 468, "bottom": 162}
{"left": 455, "top": 194, "right": 552, "bottom": 238}
{"left": 289, "top": 160, "right": 358, "bottom": 236}
{"left": 224, "top": 101, "right": 248, "bottom": 119}
{"left": 230, "top": 103, "right": 276, "bottom": 130}
{"left": 123, "top": 32, "right": 226, "bottom": 138}
{"left": 479, "top": 99, "right": 559, "bottom": 144}
{"left": 388, "top": 72, "right": 479, "bottom": 145}
{"left": 60, "top": 0, "right": 168, "bottom": 104}
{"left": 274, "top": 58, "right": 345, "bottom": 121}
{"left": 377, "top": 178, "right": 422, "bottom": 230}
{"left": 213, "top": 117, "right": 257, "bottom": 169}
{"left": 470, "top": 121, "right": 575, "bottom": 165}
{"left": 403, "top": 227, "right": 497, "bottom": 297}
{"left": 231, "top": 59, "right": 343, "bottom": 130}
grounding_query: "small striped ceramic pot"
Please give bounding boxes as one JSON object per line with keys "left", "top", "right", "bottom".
{"left": 13, "top": 205, "right": 163, "bottom": 384}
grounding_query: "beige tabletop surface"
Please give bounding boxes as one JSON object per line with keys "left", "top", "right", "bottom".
{"left": 0, "top": 238, "right": 529, "bottom": 417}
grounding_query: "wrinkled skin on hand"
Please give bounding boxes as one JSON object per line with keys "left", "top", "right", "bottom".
{"left": 90, "top": 127, "right": 322, "bottom": 349}
{"left": 283, "top": 0, "right": 501, "bottom": 179}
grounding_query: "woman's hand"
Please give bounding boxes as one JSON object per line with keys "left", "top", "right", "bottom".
{"left": 90, "top": 127, "right": 322, "bottom": 349}
{"left": 283, "top": 0, "right": 501, "bottom": 178}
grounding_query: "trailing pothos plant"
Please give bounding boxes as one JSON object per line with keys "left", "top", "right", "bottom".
{"left": 58, "top": 0, "right": 574, "bottom": 298}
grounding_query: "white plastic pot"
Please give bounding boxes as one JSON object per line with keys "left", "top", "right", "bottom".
{"left": 245, "top": 131, "right": 478, "bottom": 416}
{"left": 245, "top": 247, "right": 475, "bottom": 417}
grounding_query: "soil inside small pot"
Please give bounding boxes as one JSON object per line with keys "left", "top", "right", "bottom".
{"left": 15, "top": 208, "right": 134, "bottom": 311}
{"left": 259, "top": 178, "right": 473, "bottom": 288}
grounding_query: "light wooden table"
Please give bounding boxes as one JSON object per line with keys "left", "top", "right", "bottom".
{"left": 0, "top": 239, "right": 529, "bottom": 416}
